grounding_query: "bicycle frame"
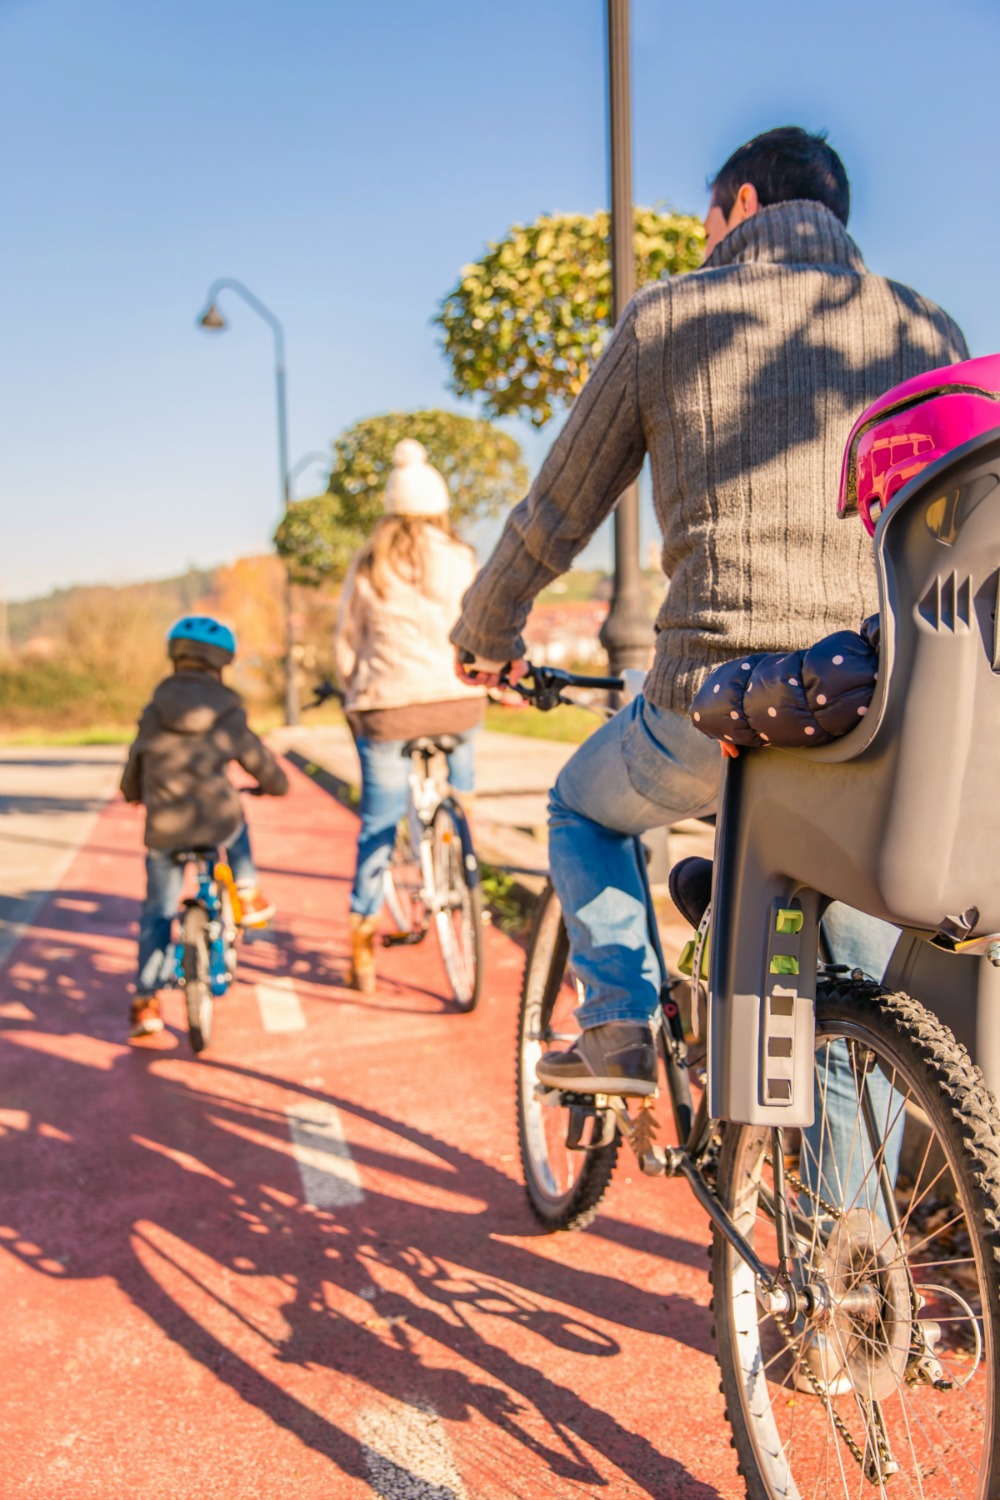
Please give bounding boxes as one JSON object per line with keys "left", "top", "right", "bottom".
{"left": 173, "top": 853, "right": 238, "bottom": 998}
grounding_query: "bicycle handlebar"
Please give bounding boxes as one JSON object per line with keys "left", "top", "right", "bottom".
{"left": 499, "top": 661, "right": 624, "bottom": 713}
{"left": 305, "top": 678, "right": 344, "bottom": 711}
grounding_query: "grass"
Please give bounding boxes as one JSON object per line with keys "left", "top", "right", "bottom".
{"left": 484, "top": 700, "right": 600, "bottom": 744}
{"left": 0, "top": 723, "right": 135, "bottom": 747}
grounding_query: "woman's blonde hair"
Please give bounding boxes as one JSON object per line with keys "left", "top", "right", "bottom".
{"left": 356, "top": 514, "right": 459, "bottom": 599}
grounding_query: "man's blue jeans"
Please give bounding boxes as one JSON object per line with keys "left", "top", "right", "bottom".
{"left": 549, "top": 694, "right": 902, "bottom": 1197}
{"left": 351, "top": 735, "right": 476, "bottom": 918}
{"left": 136, "top": 822, "right": 256, "bottom": 997}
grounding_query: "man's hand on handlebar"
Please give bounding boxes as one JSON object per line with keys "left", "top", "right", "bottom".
{"left": 454, "top": 649, "right": 527, "bottom": 690}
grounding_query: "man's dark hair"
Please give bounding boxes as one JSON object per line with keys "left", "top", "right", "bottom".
{"left": 711, "top": 126, "right": 850, "bottom": 226}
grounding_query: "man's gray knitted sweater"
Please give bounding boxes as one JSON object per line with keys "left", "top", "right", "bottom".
{"left": 452, "top": 200, "right": 968, "bottom": 713}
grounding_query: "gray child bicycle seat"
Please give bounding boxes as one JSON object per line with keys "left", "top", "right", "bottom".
{"left": 709, "top": 427, "right": 1000, "bottom": 1124}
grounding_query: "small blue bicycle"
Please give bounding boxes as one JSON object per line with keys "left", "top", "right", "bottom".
{"left": 171, "top": 847, "right": 244, "bottom": 1053}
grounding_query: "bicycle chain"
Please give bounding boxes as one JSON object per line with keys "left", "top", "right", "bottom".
{"left": 764, "top": 1155, "right": 843, "bottom": 1225}
{"left": 771, "top": 1307, "right": 868, "bottom": 1472}
{"left": 763, "top": 1161, "right": 890, "bottom": 1480}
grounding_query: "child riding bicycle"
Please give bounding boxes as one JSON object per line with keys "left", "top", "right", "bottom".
{"left": 120, "top": 616, "right": 289, "bottom": 1038}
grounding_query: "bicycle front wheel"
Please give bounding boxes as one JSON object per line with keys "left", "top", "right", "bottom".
{"left": 712, "top": 977, "right": 1000, "bottom": 1499}
{"left": 431, "top": 799, "right": 482, "bottom": 1011}
{"left": 180, "top": 904, "right": 213, "bottom": 1054}
{"left": 516, "top": 882, "right": 619, "bottom": 1230}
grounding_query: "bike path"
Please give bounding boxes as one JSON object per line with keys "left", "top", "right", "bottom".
{"left": 0, "top": 754, "right": 742, "bottom": 1499}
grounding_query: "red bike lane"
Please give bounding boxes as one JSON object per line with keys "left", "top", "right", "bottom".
{"left": 0, "top": 759, "right": 743, "bottom": 1499}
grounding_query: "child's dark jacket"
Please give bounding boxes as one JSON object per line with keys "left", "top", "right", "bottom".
{"left": 689, "top": 618, "right": 880, "bottom": 749}
{"left": 121, "top": 671, "right": 289, "bottom": 850}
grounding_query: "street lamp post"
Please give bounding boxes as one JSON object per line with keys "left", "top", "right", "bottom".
{"left": 196, "top": 277, "right": 300, "bottom": 726}
{"left": 286, "top": 450, "right": 331, "bottom": 497}
{"left": 599, "top": 0, "right": 650, "bottom": 676}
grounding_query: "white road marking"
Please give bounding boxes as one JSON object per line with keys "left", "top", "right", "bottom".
{"left": 358, "top": 1402, "right": 467, "bottom": 1500}
{"left": 284, "top": 1099, "right": 363, "bottom": 1208}
{"left": 255, "top": 980, "right": 306, "bottom": 1032}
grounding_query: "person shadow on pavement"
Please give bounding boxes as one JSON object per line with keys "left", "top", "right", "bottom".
{"left": 0, "top": 880, "right": 729, "bottom": 1499}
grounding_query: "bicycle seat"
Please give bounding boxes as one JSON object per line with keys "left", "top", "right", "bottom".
{"left": 401, "top": 735, "right": 460, "bottom": 759}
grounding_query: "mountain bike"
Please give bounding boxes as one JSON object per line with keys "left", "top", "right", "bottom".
{"left": 309, "top": 681, "right": 484, "bottom": 1011}
{"left": 508, "top": 651, "right": 1000, "bottom": 1499}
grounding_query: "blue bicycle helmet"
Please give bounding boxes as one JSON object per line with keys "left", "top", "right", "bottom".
{"left": 167, "top": 615, "right": 237, "bottom": 668}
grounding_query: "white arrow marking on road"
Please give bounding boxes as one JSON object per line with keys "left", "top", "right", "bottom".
{"left": 358, "top": 1402, "right": 467, "bottom": 1500}
{"left": 284, "top": 1099, "right": 363, "bottom": 1208}
{"left": 255, "top": 980, "right": 306, "bottom": 1032}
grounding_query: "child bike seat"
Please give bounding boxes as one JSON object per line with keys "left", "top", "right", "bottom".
{"left": 709, "top": 426, "right": 1000, "bottom": 1124}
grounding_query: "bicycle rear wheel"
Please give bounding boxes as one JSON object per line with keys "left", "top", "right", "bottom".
{"left": 516, "top": 882, "right": 620, "bottom": 1230}
{"left": 431, "top": 799, "right": 483, "bottom": 1011}
{"left": 383, "top": 825, "right": 427, "bottom": 940}
{"left": 181, "top": 904, "right": 213, "bottom": 1054}
{"left": 712, "top": 977, "right": 1000, "bottom": 1499}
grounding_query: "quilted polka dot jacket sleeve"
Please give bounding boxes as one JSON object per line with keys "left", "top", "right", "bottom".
{"left": 689, "top": 617, "right": 879, "bottom": 749}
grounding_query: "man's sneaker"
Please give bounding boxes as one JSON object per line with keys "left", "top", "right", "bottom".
{"left": 535, "top": 1021, "right": 658, "bottom": 1097}
{"left": 130, "top": 996, "right": 164, "bottom": 1039}
{"left": 237, "top": 886, "right": 275, "bottom": 928}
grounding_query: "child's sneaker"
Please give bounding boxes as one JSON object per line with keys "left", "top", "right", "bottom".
{"left": 237, "top": 886, "right": 275, "bottom": 928}
{"left": 130, "top": 995, "right": 164, "bottom": 1038}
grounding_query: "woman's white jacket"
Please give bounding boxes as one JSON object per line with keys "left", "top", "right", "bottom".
{"left": 335, "top": 529, "right": 487, "bottom": 713}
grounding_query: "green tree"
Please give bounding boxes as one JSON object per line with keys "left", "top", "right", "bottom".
{"left": 436, "top": 207, "right": 705, "bottom": 427}
{"left": 274, "top": 408, "right": 527, "bottom": 587}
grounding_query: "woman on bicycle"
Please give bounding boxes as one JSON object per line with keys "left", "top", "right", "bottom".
{"left": 335, "top": 439, "right": 486, "bottom": 993}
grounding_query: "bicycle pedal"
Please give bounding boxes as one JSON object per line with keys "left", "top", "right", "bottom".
{"left": 381, "top": 931, "right": 426, "bottom": 947}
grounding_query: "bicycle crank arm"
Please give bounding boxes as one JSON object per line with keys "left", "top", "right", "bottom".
{"left": 381, "top": 931, "right": 427, "bottom": 947}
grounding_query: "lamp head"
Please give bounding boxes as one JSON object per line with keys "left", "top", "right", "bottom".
{"left": 198, "top": 303, "right": 226, "bottom": 331}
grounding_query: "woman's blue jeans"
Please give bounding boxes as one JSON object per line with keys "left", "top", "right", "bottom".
{"left": 549, "top": 694, "right": 902, "bottom": 1195}
{"left": 351, "top": 734, "right": 476, "bottom": 918}
{"left": 136, "top": 821, "right": 256, "bottom": 997}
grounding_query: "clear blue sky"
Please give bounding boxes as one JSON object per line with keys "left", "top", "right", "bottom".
{"left": 3, "top": 0, "right": 999, "bottom": 601}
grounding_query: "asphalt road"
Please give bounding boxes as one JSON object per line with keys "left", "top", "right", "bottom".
{"left": 0, "top": 751, "right": 742, "bottom": 1499}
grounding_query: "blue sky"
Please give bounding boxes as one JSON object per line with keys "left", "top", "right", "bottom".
{"left": 3, "top": 0, "right": 999, "bottom": 600}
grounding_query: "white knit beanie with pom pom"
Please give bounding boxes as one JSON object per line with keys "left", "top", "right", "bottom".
{"left": 383, "top": 439, "right": 450, "bottom": 517}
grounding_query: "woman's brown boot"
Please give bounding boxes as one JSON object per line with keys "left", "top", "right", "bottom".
{"left": 348, "top": 913, "right": 380, "bottom": 994}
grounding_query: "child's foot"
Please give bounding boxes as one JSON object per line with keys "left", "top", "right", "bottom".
{"left": 130, "top": 995, "right": 164, "bottom": 1038}
{"left": 237, "top": 886, "right": 275, "bottom": 928}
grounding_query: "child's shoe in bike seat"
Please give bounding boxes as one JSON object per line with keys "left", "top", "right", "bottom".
{"left": 130, "top": 995, "right": 164, "bottom": 1039}
{"left": 237, "top": 886, "right": 275, "bottom": 928}
{"left": 668, "top": 856, "right": 713, "bottom": 929}
{"left": 536, "top": 1021, "right": 658, "bottom": 1097}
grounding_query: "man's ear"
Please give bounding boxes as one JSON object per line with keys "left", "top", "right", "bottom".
{"left": 733, "top": 182, "right": 760, "bottom": 223}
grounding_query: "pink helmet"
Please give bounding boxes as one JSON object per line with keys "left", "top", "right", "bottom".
{"left": 838, "top": 353, "right": 1000, "bottom": 535}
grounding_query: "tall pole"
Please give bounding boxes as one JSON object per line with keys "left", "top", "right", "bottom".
{"left": 197, "top": 277, "right": 300, "bottom": 726}
{"left": 599, "top": 0, "right": 649, "bottom": 676}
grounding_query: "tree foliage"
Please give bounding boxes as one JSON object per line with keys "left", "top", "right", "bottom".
{"left": 274, "top": 408, "right": 527, "bottom": 587}
{"left": 436, "top": 207, "right": 705, "bottom": 426}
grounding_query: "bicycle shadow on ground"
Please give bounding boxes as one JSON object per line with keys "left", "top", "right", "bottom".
{"left": 0, "top": 884, "right": 728, "bottom": 1499}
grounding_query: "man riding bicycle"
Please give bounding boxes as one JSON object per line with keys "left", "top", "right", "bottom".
{"left": 453, "top": 126, "right": 968, "bottom": 1096}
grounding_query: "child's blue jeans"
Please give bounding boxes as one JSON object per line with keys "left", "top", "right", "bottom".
{"left": 136, "top": 822, "right": 256, "bottom": 996}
